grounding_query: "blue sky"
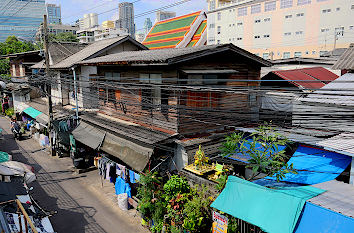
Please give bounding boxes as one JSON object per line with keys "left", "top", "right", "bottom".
{"left": 47, "top": 0, "right": 206, "bottom": 31}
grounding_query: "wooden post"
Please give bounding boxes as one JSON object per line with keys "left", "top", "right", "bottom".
{"left": 43, "top": 14, "right": 55, "bottom": 156}
{"left": 16, "top": 200, "right": 38, "bottom": 233}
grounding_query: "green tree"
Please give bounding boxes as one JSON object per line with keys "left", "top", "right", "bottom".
{"left": 220, "top": 124, "right": 297, "bottom": 181}
{"left": 49, "top": 32, "right": 79, "bottom": 42}
{"left": 0, "top": 59, "right": 10, "bottom": 74}
{"left": 0, "top": 36, "right": 38, "bottom": 55}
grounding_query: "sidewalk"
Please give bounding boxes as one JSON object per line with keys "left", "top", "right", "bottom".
{"left": 0, "top": 116, "right": 149, "bottom": 233}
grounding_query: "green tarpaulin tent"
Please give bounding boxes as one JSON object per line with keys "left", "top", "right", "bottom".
{"left": 23, "top": 107, "right": 42, "bottom": 119}
{"left": 0, "top": 151, "right": 10, "bottom": 163}
{"left": 211, "top": 176, "right": 325, "bottom": 233}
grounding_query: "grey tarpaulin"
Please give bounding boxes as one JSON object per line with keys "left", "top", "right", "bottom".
{"left": 72, "top": 121, "right": 105, "bottom": 150}
{"left": 101, "top": 132, "right": 153, "bottom": 172}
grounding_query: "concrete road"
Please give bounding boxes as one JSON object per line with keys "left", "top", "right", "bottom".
{"left": 0, "top": 116, "right": 148, "bottom": 233}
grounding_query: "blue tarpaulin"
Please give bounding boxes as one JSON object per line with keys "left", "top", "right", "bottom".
{"left": 228, "top": 139, "right": 287, "bottom": 163}
{"left": 266, "top": 145, "right": 351, "bottom": 185}
{"left": 211, "top": 176, "right": 324, "bottom": 233}
{"left": 294, "top": 202, "right": 354, "bottom": 233}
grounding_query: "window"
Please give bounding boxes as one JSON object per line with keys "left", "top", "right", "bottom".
{"left": 296, "top": 31, "right": 303, "bottom": 35}
{"left": 217, "top": 26, "right": 221, "bottom": 34}
{"left": 254, "top": 35, "right": 260, "bottom": 39}
{"left": 217, "top": 40, "right": 221, "bottom": 44}
{"left": 312, "top": 51, "right": 316, "bottom": 55}
{"left": 336, "top": 7, "right": 340, "bottom": 11}
{"left": 281, "top": 0, "right": 293, "bottom": 9}
{"left": 264, "top": 18, "right": 271, "bottom": 22}
{"left": 139, "top": 73, "right": 162, "bottom": 110}
{"left": 101, "top": 72, "right": 121, "bottom": 104}
{"left": 297, "top": 0, "right": 311, "bottom": 5}
{"left": 251, "top": 4, "right": 261, "bottom": 14}
{"left": 255, "top": 19, "right": 261, "bottom": 23}
{"left": 262, "top": 53, "right": 269, "bottom": 59}
{"left": 285, "top": 15, "right": 292, "bottom": 19}
{"left": 209, "top": 23, "right": 215, "bottom": 29}
{"left": 317, "top": 0, "right": 328, "bottom": 2}
{"left": 217, "top": 12, "right": 221, "bottom": 20}
{"left": 237, "top": 37, "right": 242, "bottom": 40}
{"left": 305, "top": 51, "right": 309, "bottom": 55}
{"left": 284, "top": 32, "right": 291, "bottom": 36}
{"left": 335, "top": 27, "right": 344, "bottom": 36}
{"left": 283, "top": 52, "right": 291, "bottom": 58}
{"left": 238, "top": 7, "right": 247, "bottom": 16}
{"left": 321, "top": 28, "right": 329, "bottom": 32}
{"left": 255, "top": 53, "right": 260, "bottom": 56}
{"left": 322, "top": 9, "right": 331, "bottom": 13}
{"left": 209, "top": 0, "right": 216, "bottom": 10}
{"left": 296, "top": 13, "right": 304, "bottom": 17}
{"left": 237, "top": 22, "right": 243, "bottom": 26}
{"left": 352, "top": 5, "right": 354, "bottom": 9}
{"left": 349, "top": 26, "right": 354, "bottom": 30}
{"left": 294, "top": 52, "right": 302, "bottom": 57}
{"left": 229, "top": 24, "right": 232, "bottom": 27}
{"left": 263, "top": 34, "right": 270, "bottom": 38}
{"left": 265, "top": 1, "right": 276, "bottom": 12}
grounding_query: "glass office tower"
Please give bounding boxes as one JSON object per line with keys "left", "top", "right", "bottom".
{"left": 0, "top": 0, "right": 46, "bottom": 42}
{"left": 46, "top": 3, "right": 61, "bottom": 24}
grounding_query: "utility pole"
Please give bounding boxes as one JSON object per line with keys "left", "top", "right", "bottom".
{"left": 333, "top": 31, "right": 338, "bottom": 55}
{"left": 72, "top": 67, "right": 79, "bottom": 122}
{"left": 43, "top": 14, "right": 55, "bottom": 156}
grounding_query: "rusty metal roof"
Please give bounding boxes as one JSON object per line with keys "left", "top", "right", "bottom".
{"left": 332, "top": 46, "right": 354, "bottom": 70}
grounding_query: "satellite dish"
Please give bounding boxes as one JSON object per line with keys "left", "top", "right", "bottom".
{"left": 0, "top": 81, "right": 6, "bottom": 90}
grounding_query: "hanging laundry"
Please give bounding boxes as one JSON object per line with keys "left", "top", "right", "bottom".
{"left": 115, "top": 177, "right": 131, "bottom": 198}
{"left": 109, "top": 163, "right": 117, "bottom": 183}
{"left": 129, "top": 170, "right": 136, "bottom": 184}
{"left": 134, "top": 173, "right": 140, "bottom": 182}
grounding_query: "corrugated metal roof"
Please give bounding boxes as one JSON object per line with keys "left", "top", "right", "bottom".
{"left": 300, "top": 67, "right": 339, "bottom": 84}
{"left": 51, "top": 36, "right": 134, "bottom": 69}
{"left": 310, "top": 180, "right": 354, "bottom": 218}
{"left": 79, "top": 43, "right": 272, "bottom": 67}
{"left": 332, "top": 46, "right": 354, "bottom": 70}
{"left": 317, "top": 133, "right": 354, "bottom": 156}
{"left": 299, "top": 73, "right": 354, "bottom": 106}
{"left": 271, "top": 67, "right": 339, "bottom": 89}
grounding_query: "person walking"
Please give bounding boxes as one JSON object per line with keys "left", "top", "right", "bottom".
{"left": 2, "top": 94, "right": 9, "bottom": 115}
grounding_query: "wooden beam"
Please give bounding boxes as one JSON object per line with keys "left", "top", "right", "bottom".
{"left": 16, "top": 200, "right": 38, "bottom": 233}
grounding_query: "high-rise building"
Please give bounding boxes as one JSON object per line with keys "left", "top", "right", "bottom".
{"left": 0, "top": 0, "right": 46, "bottom": 42}
{"left": 79, "top": 13, "right": 99, "bottom": 30}
{"left": 46, "top": 3, "right": 61, "bottom": 24}
{"left": 156, "top": 11, "right": 176, "bottom": 22}
{"left": 207, "top": 0, "right": 354, "bottom": 59}
{"left": 115, "top": 2, "right": 135, "bottom": 38}
{"left": 143, "top": 18, "right": 152, "bottom": 34}
{"left": 102, "top": 20, "right": 115, "bottom": 29}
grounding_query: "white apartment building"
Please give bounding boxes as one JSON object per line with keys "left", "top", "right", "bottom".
{"left": 79, "top": 13, "right": 99, "bottom": 30}
{"left": 207, "top": 0, "right": 354, "bottom": 59}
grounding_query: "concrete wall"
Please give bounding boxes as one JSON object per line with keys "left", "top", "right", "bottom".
{"left": 208, "top": 0, "right": 354, "bottom": 59}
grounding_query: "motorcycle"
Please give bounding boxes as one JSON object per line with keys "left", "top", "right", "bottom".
{"left": 11, "top": 122, "right": 23, "bottom": 140}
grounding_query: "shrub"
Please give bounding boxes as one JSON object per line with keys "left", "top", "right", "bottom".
{"left": 163, "top": 175, "right": 190, "bottom": 201}
{"left": 5, "top": 108, "right": 14, "bottom": 117}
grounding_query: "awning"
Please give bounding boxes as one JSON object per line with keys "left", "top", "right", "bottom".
{"left": 211, "top": 176, "right": 324, "bottom": 233}
{"left": 71, "top": 122, "right": 106, "bottom": 150}
{"left": 266, "top": 145, "right": 352, "bottom": 185}
{"left": 181, "top": 69, "right": 238, "bottom": 74}
{"left": 23, "top": 107, "right": 42, "bottom": 119}
{"left": 228, "top": 139, "right": 287, "bottom": 163}
{"left": 101, "top": 132, "right": 153, "bottom": 172}
{"left": 35, "top": 113, "right": 49, "bottom": 125}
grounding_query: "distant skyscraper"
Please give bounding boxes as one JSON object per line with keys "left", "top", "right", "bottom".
{"left": 115, "top": 2, "right": 135, "bottom": 38}
{"left": 0, "top": 0, "right": 46, "bottom": 42}
{"left": 79, "top": 13, "right": 98, "bottom": 30}
{"left": 46, "top": 3, "right": 61, "bottom": 24}
{"left": 143, "top": 18, "right": 152, "bottom": 34}
{"left": 156, "top": 11, "right": 176, "bottom": 22}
